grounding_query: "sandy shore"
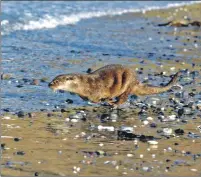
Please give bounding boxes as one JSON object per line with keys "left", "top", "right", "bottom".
{"left": 2, "top": 3, "right": 201, "bottom": 176}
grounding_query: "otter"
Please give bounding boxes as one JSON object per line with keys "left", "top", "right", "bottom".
{"left": 49, "top": 64, "right": 180, "bottom": 106}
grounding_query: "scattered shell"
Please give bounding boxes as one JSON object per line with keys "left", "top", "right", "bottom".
{"left": 147, "top": 140, "right": 158, "bottom": 145}
{"left": 163, "top": 128, "right": 173, "bottom": 136}
{"left": 142, "top": 166, "right": 150, "bottom": 172}
{"left": 127, "top": 154, "right": 133, "bottom": 157}
{"left": 98, "top": 125, "right": 115, "bottom": 132}
{"left": 147, "top": 117, "right": 153, "bottom": 121}
{"left": 143, "top": 120, "right": 149, "bottom": 125}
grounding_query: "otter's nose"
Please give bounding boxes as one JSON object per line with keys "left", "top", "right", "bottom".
{"left": 48, "top": 82, "right": 53, "bottom": 88}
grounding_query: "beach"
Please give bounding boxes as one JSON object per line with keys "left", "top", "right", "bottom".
{"left": 1, "top": 2, "right": 201, "bottom": 176}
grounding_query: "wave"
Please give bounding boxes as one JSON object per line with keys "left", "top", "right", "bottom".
{"left": 1, "top": 1, "right": 201, "bottom": 35}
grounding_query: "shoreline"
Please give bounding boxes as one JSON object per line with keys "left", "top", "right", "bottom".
{"left": 2, "top": 2, "right": 201, "bottom": 176}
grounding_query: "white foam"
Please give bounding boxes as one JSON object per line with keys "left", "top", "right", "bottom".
{"left": 2, "top": 1, "right": 201, "bottom": 35}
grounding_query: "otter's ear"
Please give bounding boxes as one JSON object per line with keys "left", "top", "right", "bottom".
{"left": 66, "top": 77, "right": 74, "bottom": 81}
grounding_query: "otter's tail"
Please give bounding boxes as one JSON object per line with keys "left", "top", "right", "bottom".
{"left": 133, "top": 71, "right": 181, "bottom": 96}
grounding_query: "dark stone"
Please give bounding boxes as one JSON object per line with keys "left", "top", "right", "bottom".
{"left": 66, "top": 99, "right": 73, "bottom": 104}
{"left": 150, "top": 123, "right": 157, "bottom": 128}
{"left": 102, "top": 53, "right": 110, "bottom": 56}
{"left": 47, "top": 113, "right": 53, "bottom": 117}
{"left": 3, "top": 108, "right": 10, "bottom": 112}
{"left": 189, "top": 92, "right": 195, "bottom": 97}
{"left": 1, "top": 143, "right": 6, "bottom": 150}
{"left": 174, "top": 142, "right": 179, "bottom": 145}
{"left": 186, "top": 151, "right": 191, "bottom": 155}
{"left": 16, "top": 151, "right": 25, "bottom": 155}
{"left": 40, "top": 109, "right": 47, "bottom": 112}
{"left": 181, "top": 120, "right": 188, "bottom": 123}
{"left": 35, "top": 172, "right": 39, "bottom": 176}
{"left": 16, "top": 84, "right": 23, "bottom": 88}
{"left": 174, "top": 129, "right": 184, "bottom": 135}
{"left": 100, "top": 114, "right": 110, "bottom": 123}
{"left": 117, "top": 130, "right": 157, "bottom": 142}
{"left": 22, "top": 78, "right": 31, "bottom": 83}
{"left": 14, "top": 138, "right": 20, "bottom": 142}
{"left": 28, "top": 113, "right": 35, "bottom": 118}
{"left": 178, "top": 108, "right": 184, "bottom": 117}
{"left": 61, "top": 109, "right": 67, "bottom": 113}
{"left": 17, "top": 111, "right": 25, "bottom": 118}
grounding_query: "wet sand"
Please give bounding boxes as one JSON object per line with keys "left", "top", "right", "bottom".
{"left": 1, "top": 3, "right": 201, "bottom": 176}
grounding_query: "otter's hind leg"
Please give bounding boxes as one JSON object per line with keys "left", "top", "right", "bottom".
{"left": 109, "top": 87, "right": 132, "bottom": 106}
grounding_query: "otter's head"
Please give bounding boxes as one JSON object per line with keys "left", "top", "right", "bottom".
{"left": 48, "top": 74, "right": 79, "bottom": 92}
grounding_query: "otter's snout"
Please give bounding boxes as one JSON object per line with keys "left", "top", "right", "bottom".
{"left": 48, "top": 82, "right": 54, "bottom": 88}
{"left": 48, "top": 81, "right": 58, "bottom": 90}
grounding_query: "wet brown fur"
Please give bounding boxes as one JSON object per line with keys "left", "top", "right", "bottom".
{"left": 49, "top": 64, "right": 180, "bottom": 105}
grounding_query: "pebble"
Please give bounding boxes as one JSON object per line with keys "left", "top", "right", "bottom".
{"left": 1, "top": 73, "right": 12, "bottom": 80}
{"left": 162, "top": 115, "right": 176, "bottom": 122}
{"left": 163, "top": 128, "right": 173, "bottom": 136}
{"left": 146, "top": 97, "right": 161, "bottom": 105}
{"left": 183, "top": 107, "right": 193, "bottom": 115}
{"left": 2, "top": 116, "right": 11, "bottom": 120}
{"left": 28, "top": 113, "right": 36, "bottom": 118}
{"left": 142, "top": 166, "right": 150, "bottom": 172}
{"left": 69, "top": 111, "right": 86, "bottom": 120}
{"left": 99, "top": 143, "right": 104, "bottom": 147}
{"left": 147, "top": 140, "right": 158, "bottom": 145}
{"left": 143, "top": 120, "right": 149, "bottom": 125}
{"left": 170, "top": 67, "right": 175, "bottom": 71}
{"left": 71, "top": 119, "right": 78, "bottom": 123}
{"left": 1, "top": 143, "right": 6, "bottom": 150}
{"left": 147, "top": 117, "right": 153, "bottom": 121}
{"left": 174, "top": 129, "right": 185, "bottom": 135}
{"left": 31, "top": 79, "right": 40, "bottom": 85}
{"left": 120, "top": 126, "right": 134, "bottom": 133}
{"left": 14, "top": 138, "right": 21, "bottom": 142}
{"left": 110, "top": 113, "right": 118, "bottom": 121}
{"left": 127, "top": 154, "right": 133, "bottom": 157}
{"left": 167, "top": 147, "right": 172, "bottom": 152}
{"left": 66, "top": 99, "right": 73, "bottom": 104}
{"left": 197, "top": 125, "right": 201, "bottom": 132}
{"left": 16, "top": 151, "right": 25, "bottom": 156}
{"left": 140, "top": 154, "right": 144, "bottom": 158}
{"left": 100, "top": 114, "right": 110, "bottom": 122}
{"left": 98, "top": 125, "right": 115, "bottom": 132}
{"left": 17, "top": 111, "right": 25, "bottom": 118}
{"left": 150, "top": 123, "right": 157, "bottom": 128}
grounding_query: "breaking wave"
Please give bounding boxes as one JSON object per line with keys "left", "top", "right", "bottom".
{"left": 1, "top": 1, "right": 200, "bottom": 35}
